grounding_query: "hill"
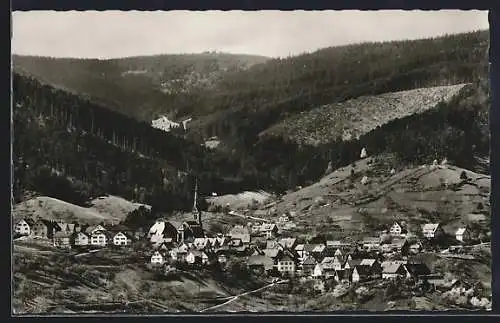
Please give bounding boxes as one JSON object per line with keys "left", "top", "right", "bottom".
{"left": 12, "top": 195, "right": 150, "bottom": 225}
{"left": 261, "top": 84, "right": 470, "bottom": 146}
{"left": 263, "top": 154, "right": 490, "bottom": 241}
{"left": 12, "top": 52, "right": 270, "bottom": 121}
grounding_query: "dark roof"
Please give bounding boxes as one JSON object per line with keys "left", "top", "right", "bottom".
{"left": 353, "top": 265, "right": 372, "bottom": 276}
{"left": 302, "top": 257, "right": 317, "bottom": 266}
{"left": 405, "top": 263, "right": 431, "bottom": 276}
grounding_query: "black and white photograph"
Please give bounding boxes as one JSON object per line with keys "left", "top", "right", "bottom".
{"left": 11, "top": 10, "right": 492, "bottom": 313}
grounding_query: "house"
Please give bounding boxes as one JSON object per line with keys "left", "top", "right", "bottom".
{"left": 150, "top": 251, "right": 164, "bottom": 265}
{"left": 360, "top": 237, "right": 381, "bottom": 251}
{"left": 14, "top": 219, "right": 33, "bottom": 236}
{"left": 53, "top": 231, "right": 71, "bottom": 248}
{"left": 383, "top": 238, "right": 409, "bottom": 255}
{"left": 228, "top": 225, "right": 251, "bottom": 244}
{"left": 217, "top": 254, "right": 228, "bottom": 264}
{"left": 86, "top": 224, "right": 107, "bottom": 236}
{"left": 334, "top": 269, "right": 351, "bottom": 283}
{"left": 278, "top": 214, "right": 290, "bottom": 223}
{"left": 343, "top": 259, "right": 362, "bottom": 270}
{"left": 352, "top": 265, "right": 379, "bottom": 283}
{"left": 301, "top": 257, "right": 317, "bottom": 276}
{"left": 148, "top": 220, "right": 184, "bottom": 244}
{"left": 312, "top": 244, "right": 326, "bottom": 256}
{"left": 312, "top": 264, "right": 324, "bottom": 278}
{"left": 278, "top": 238, "right": 297, "bottom": 250}
{"left": 404, "top": 263, "right": 431, "bottom": 280}
{"left": 247, "top": 255, "right": 275, "bottom": 273}
{"left": 455, "top": 227, "right": 471, "bottom": 243}
{"left": 186, "top": 250, "right": 209, "bottom": 265}
{"left": 422, "top": 223, "right": 444, "bottom": 239}
{"left": 321, "top": 256, "right": 344, "bottom": 271}
{"left": 408, "top": 242, "right": 423, "bottom": 254}
{"left": 193, "top": 237, "right": 210, "bottom": 250}
{"left": 277, "top": 252, "right": 297, "bottom": 276}
{"left": 382, "top": 261, "right": 408, "bottom": 279}
{"left": 90, "top": 230, "right": 108, "bottom": 247}
{"left": 72, "top": 232, "right": 89, "bottom": 246}
{"left": 170, "top": 247, "right": 188, "bottom": 262}
{"left": 260, "top": 223, "right": 278, "bottom": 238}
{"left": 359, "top": 258, "right": 382, "bottom": 275}
{"left": 295, "top": 244, "right": 306, "bottom": 260}
{"left": 157, "top": 240, "right": 174, "bottom": 251}
{"left": 31, "top": 220, "right": 52, "bottom": 239}
{"left": 389, "top": 221, "right": 407, "bottom": 237}
{"left": 113, "top": 232, "right": 132, "bottom": 246}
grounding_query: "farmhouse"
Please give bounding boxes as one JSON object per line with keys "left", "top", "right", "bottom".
{"left": 113, "top": 232, "right": 132, "bottom": 246}
{"left": 86, "top": 224, "right": 107, "bottom": 236}
{"left": 150, "top": 251, "right": 164, "bottom": 265}
{"left": 72, "top": 232, "right": 89, "bottom": 246}
{"left": 382, "top": 261, "right": 408, "bottom": 279}
{"left": 31, "top": 220, "right": 52, "bottom": 239}
{"left": 455, "top": 227, "right": 471, "bottom": 243}
{"left": 90, "top": 230, "right": 109, "bottom": 247}
{"left": 422, "top": 223, "right": 444, "bottom": 239}
{"left": 404, "top": 263, "right": 431, "bottom": 280}
{"left": 53, "top": 231, "right": 71, "bottom": 248}
{"left": 247, "top": 255, "right": 275, "bottom": 273}
{"left": 352, "top": 265, "right": 373, "bottom": 283}
{"left": 301, "top": 257, "right": 317, "bottom": 276}
{"left": 389, "top": 221, "right": 407, "bottom": 237}
{"left": 260, "top": 223, "right": 278, "bottom": 238}
{"left": 186, "top": 250, "right": 209, "bottom": 265}
{"left": 277, "top": 252, "right": 297, "bottom": 276}
{"left": 14, "top": 219, "right": 33, "bottom": 236}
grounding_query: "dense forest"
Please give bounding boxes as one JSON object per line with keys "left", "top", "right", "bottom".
{"left": 12, "top": 52, "right": 269, "bottom": 121}
{"left": 12, "top": 30, "right": 490, "bottom": 213}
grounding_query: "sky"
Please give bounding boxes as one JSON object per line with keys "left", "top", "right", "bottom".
{"left": 12, "top": 10, "right": 489, "bottom": 59}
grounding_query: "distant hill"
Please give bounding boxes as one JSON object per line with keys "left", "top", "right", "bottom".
{"left": 12, "top": 52, "right": 270, "bottom": 121}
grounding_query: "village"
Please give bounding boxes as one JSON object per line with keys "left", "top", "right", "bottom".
{"left": 13, "top": 172, "right": 491, "bottom": 310}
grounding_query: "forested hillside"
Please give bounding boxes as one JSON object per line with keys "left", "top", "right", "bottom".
{"left": 12, "top": 30, "right": 491, "bottom": 210}
{"left": 12, "top": 52, "right": 269, "bottom": 121}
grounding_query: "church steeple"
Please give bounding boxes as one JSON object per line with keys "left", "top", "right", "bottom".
{"left": 192, "top": 178, "right": 201, "bottom": 227}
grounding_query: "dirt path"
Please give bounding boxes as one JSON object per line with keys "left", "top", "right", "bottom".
{"left": 200, "top": 279, "right": 288, "bottom": 313}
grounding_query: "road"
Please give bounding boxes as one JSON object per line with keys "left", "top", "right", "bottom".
{"left": 200, "top": 279, "right": 288, "bottom": 313}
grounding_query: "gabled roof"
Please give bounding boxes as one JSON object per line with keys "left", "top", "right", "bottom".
{"left": 295, "top": 244, "right": 305, "bottom": 251}
{"left": 263, "top": 248, "right": 281, "bottom": 259}
{"left": 312, "top": 244, "right": 326, "bottom": 253}
{"left": 278, "top": 238, "right": 296, "bottom": 249}
{"left": 345, "top": 259, "right": 362, "bottom": 267}
{"left": 247, "top": 255, "right": 274, "bottom": 270}
{"left": 422, "top": 223, "right": 440, "bottom": 232}
{"left": 302, "top": 257, "right": 317, "bottom": 266}
{"left": 404, "top": 263, "right": 431, "bottom": 276}
{"left": 353, "top": 265, "right": 373, "bottom": 276}
{"left": 360, "top": 259, "right": 377, "bottom": 267}
{"left": 382, "top": 262, "right": 404, "bottom": 274}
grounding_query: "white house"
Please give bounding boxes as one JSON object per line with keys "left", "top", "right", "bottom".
{"left": 455, "top": 227, "right": 470, "bottom": 243}
{"left": 150, "top": 251, "right": 164, "bottom": 265}
{"left": 90, "top": 231, "right": 108, "bottom": 246}
{"left": 113, "top": 232, "right": 130, "bottom": 246}
{"left": 381, "top": 261, "right": 408, "bottom": 279}
{"left": 14, "top": 219, "right": 32, "bottom": 236}
{"left": 389, "top": 221, "right": 406, "bottom": 237}
{"left": 73, "top": 232, "right": 90, "bottom": 246}
{"left": 186, "top": 251, "right": 209, "bottom": 265}
{"left": 87, "top": 225, "right": 107, "bottom": 235}
{"left": 312, "top": 264, "right": 324, "bottom": 278}
{"left": 422, "top": 223, "right": 444, "bottom": 239}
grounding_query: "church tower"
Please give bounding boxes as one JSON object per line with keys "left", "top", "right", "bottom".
{"left": 192, "top": 178, "right": 202, "bottom": 227}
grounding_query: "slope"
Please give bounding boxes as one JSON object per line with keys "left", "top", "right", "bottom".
{"left": 12, "top": 53, "right": 270, "bottom": 121}
{"left": 261, "top": 84, "right": 470, "bottom": 146}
